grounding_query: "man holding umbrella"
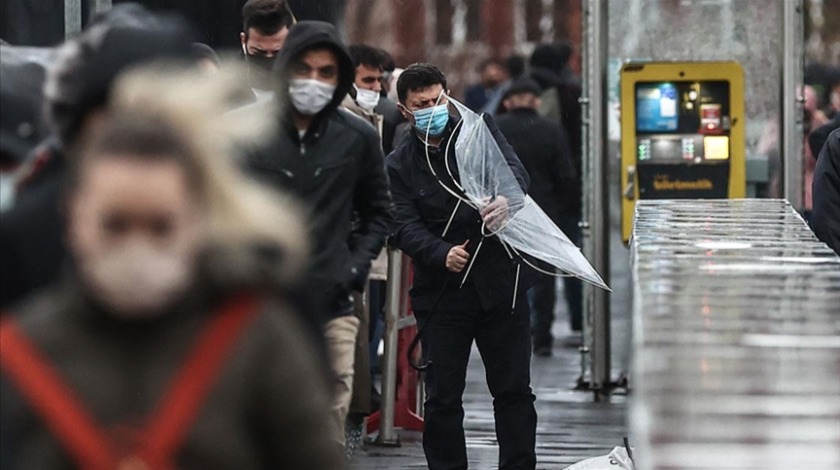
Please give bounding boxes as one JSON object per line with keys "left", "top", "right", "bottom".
{"left": 387, "top": 62, "right": 538, "bottom": 470}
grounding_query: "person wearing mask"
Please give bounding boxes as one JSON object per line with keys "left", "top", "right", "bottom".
{"left": 811, "top": 129, "right": 840, "bottom": 255}
{"left": 343, "top": 44, "right": 386, "bottom": 138}
{"left": 0, "top": 7, "right": 197, "bottom": 310}
{"left": 529, "top": 42, "right": 584, "bottom": 334}
{"left": 342, "top": 43, "right": 392, "bottom": 415}
{"left": 240, "top": 0, "right": 295, "bottom": 99}
{"left": 387, "top": 63, "right": 537, "bottom": 470}
{"left": 463, "top": 58, "right": 508, "bottom": 113}
{"left": 0, "top": 66, "right": 342, "bottom": 470}
{"left": 246, "top": 21, "right": 392, "bottom": 454}
{"left": 495, "top": 77, "right": 578, "bottom": 356}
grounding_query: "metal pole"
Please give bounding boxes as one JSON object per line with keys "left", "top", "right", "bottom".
{"left": 93, "top": 0, "right": 112, "bottom": 14}
{"left": 376, "top": 248, "right": 402, "bottom": 445}
{"left": 64, "top": 0, "right": 82, "bottom": 37}
{"left": 582, "top": 0, "right": 611, "bottom": 391}
{"left": 782, "top": 0, "right": 804, "bottom": 210}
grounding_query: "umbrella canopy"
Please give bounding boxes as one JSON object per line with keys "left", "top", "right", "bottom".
{"left": 443, "top": 97, "right": 609, "bottom": 290}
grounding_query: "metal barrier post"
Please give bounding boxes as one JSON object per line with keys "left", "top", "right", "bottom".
{"left": 376, "top": 247, "right": 402, "bottom": 445}
{"left": 94, "top": 0, "right": 113, "bottom": 14}
{"left": 64, "top": 0, "right": 82, "bottom": 37}
{"left": 582, "top": 0, "right": 611, "bottom": 391}
{"left": 782, "top": 0, "right": 804, "bottom": 211}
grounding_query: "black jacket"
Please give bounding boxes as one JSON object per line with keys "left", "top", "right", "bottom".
{"left": 386, "top": 114, "right": 535, "bottom": 312}
{"left": 530, "top": 66, "right": 583, "bottom": 217}
{"left": 246, "top": 21, "right": 392, "bottom": 319}
{"left": 374, "top": 96, "right": 405, "bottom": 156}
{"left": 809, "top": 115, "right": 840, "bottom": 160}
{"left": 811, "top": 128, "right": 840, "bottom": 255}
{"left": 0, "top": 142, "right": 66, "bottom": 309}
{"left": 496, "top": 108, "right": 577, "bottom": 222}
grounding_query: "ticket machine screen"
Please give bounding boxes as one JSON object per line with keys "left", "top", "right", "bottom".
{"left": 633, "top": 80, "right": 732, "bottom": 199}
{"left": 634, "top": 80, "right": 731, "bottom": 163}
{"left": 636, "top": 83, "right": 679, "bottom": 132}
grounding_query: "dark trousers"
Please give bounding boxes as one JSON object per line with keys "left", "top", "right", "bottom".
{"left": 416, "top": 298, "right": 537, "bottom": 470}
{"left": 530, "top": 213, "right": 583, "bottom": 347}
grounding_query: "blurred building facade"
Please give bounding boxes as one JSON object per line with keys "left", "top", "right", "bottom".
{"left": 343, "top": 0, "right": 583, "bottom": 98}
{"left": 344, "top": 0, "right": 840, "bottom": 101}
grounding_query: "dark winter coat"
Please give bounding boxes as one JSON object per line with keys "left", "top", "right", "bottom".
{"left": 530, "top": 66, "right": 583, "bottom": 217}
{"left": 809, "top": 115, "right": 840, "bottom": 160}
{"left": 386, "top": 114, "right": 535, "bottom": 312}
{"left": 245, "top": 21, "right": 392, "bottom": 320}
{"left": 374, "top": 96, "right": 405, "bottom": 156}
{"left": 811, "top": 128, "right": 840, "bottom": 255}
{"left": 0, "top": 248, "right": 342, "bottom": 470}
{"left": 0, "top": 142, "right": 66, "bottom": 309}
{"left": 496, "top": 107, "right": 577, "bottom": 222}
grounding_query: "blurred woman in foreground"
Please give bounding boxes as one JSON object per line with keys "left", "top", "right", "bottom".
{"left": 0, "top": 65, "right": 344, "bottom": 469}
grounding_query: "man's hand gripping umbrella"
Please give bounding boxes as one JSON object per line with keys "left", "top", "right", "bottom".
{"left": 408, "top": 92, "right": 609, "bottom": 371}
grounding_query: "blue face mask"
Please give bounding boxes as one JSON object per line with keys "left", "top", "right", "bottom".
{"left": 412, "top": 104, "right": 449, "bottom": 137}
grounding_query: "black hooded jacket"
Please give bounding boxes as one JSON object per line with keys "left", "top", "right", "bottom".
{"left": 811, "top": 128, "right": 840, "bottom": 255}
{"left": 245, "top": 22, "right": 392, "bottom": 320}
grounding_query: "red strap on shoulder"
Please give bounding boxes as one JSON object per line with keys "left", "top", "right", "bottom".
{"left": 0, "top": 318, "right": 118, "bottom": 470}
{"left": 139, "top": 293, "right": 260, "bottom": 467}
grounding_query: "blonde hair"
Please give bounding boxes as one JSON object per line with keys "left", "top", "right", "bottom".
{"left": 99, "top": 63, "right": 307, "bottom": 282}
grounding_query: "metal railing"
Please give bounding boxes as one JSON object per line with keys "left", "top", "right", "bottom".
{"left": 630, "top": 199, "right": 840, "bottom": 469}
{"left": 64, "top": 0, "right": 112, "bottom": 37}
{"left": 581, "top": 0, "right": 611, "bottom": 391}
{"left": 376, "top": 247, "right": 403, "bottom": 445}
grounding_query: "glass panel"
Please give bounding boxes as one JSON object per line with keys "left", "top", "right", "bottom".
{"left": 609, "top": 0, "right": 783, "bottom": 197}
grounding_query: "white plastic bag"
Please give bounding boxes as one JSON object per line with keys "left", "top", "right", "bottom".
{"left": 563, "top": 446, "right": 635, "bottom": 470}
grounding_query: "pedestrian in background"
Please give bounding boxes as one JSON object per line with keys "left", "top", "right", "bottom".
{"left": 464, "top": 58, "right": 508, "bottom": 113}
{"left": 529, "top": 42, "right": 584, "bottom": 334}
{"left": 246, "top": 21, "right": 392, "bottom": 455}
{"left": 240, "top": 0, "right": 295, "bottom": 100}
{"left": 812, "top": 128, "right": 840, "bottom": 255}
{"left": 496, "top": 77, "right": 578, "bottom": 356}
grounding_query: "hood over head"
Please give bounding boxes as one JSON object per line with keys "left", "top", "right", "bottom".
{"left": 272, "top": 21, "right": 354, "bottom": 117}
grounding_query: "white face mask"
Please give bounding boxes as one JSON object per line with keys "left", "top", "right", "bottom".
{"left": 79, "top": 240, "right": 196, "bottom": 318}
{"left": 0, "top": 173, "right": 16, "bottom": 212}
{"left": 288, "top": 78, "right": 336, "bottom": 115}
{"left": 354, "top": 84, "right": 381, "bottom": 111}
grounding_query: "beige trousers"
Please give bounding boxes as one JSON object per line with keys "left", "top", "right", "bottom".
{"left": 323, "top": 315, "right": 361, "bottom": 447}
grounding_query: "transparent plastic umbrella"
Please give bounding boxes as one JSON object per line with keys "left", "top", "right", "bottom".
{"left": 427, "top": 96, "right": 609, "bottom": 290}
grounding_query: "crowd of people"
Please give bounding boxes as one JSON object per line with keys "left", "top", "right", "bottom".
{"left": 0, "top": 1, "right": 588, "bottom": 468}
{"left": 2, "top": 1, "right": 837, "bottom": 470}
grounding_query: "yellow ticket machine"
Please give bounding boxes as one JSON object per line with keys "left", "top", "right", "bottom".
{"left": 620, "top": 61, "right": 746, "bottom": 243}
